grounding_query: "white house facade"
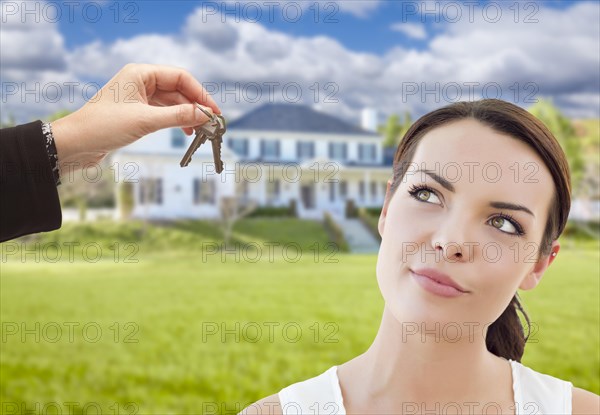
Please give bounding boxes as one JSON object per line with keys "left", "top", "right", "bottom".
{"left": 112, "top": 103, "right": 394, "bottom": 221}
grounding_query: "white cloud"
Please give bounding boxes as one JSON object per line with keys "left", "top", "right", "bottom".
{"left": 221, "top": 0, "right": 383, "bottom": 19}
{"left": 0, "top": 7, "right": 67, "bottom": 71}
{"left": 1, "top": 1, "right": 598, "bottom": 125}
{"left": 334, "top": 0, "right": 382, "bottom": 18}
{"left": 0, "top": 5, "right": 78, "bottom": 122}
{"left": 390, "top": 22, "right": 428, "bottom": 40}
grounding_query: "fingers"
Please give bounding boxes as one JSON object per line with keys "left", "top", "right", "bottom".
{"left": 149, "top": 90, "right": 192, "bottom": 107}
{"left": 137, "top": 64, "right": 221, "bottom": 115}
{"left": 144, "top": 103, "right": 212, "bottom": 132}
{"left": 150, "top": 90, "right": 215, "bottom": 134}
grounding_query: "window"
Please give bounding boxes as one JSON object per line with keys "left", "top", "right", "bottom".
{"left": 359, "top": 143, "right": 377, "bottom": 162}
{"left": 266, "top": 180, "right": 280, "bottom": 205}
{"left": 329, "top": 142, "right": 347, "bottom": 161}
{"left": 193, "top": 178, "right": 215, "bottom": 204}
{"left": 339, "top": 181, "right": 348, "bottom": 198}
{"left": 229, "top": 138, "right": 249, "bottom": 156}
{"left": 370, "top": 181, "right": 377, "bottom": 199}
{"left": 261, "top": 139, "right": 280, "bottom": 159}
{"left": 139, "top": 178, "right": 162, "bottom": 205}
{"left": 171, "top": 129, "right": 186, "bottom": 148}
{"left": 329, "top": 181, "right": 335, "bottom": 202}
{"left": 297, "top": 141, "right": 315, "bottom": 159}
{"left": 156, "top": 179, "right": 163, "bottom": 204}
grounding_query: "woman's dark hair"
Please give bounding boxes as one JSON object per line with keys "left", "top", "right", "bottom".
{"left": 388, "top": 99, "right": 572, "bottom": 362}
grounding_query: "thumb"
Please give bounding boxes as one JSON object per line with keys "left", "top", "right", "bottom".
{"left": 144, "top": 103, "right": 212, "bottom": 131}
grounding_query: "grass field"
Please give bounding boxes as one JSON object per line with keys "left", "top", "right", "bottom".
{"left": 1, "top": 220, "right": 598, "bottom": 414}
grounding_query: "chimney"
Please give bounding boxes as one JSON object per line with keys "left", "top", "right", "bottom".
{"left": 361, "top": 107, "right": 378, "bottom": 132}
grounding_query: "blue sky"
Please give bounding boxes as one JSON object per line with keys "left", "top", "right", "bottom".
{"left": 1, "top": 0, "right": 598, "bottom": 123}
{"left": 57, "top": 1, "right": 434, "bottom": 54}
{"left": 57, "top": 1, "right": 574, "bottom": 54}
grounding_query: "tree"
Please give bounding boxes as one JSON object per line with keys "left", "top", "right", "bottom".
{"left": 528, "top": 98, "right": 586, "bottom": 198}
{"left": 380, "top": 110, "right": 412, "bottom": 148}
{"left": 218, "top": 189, "right": 258, "bottom": 249}
{"left": 0, "top": 113, "right": 16, "bottom": 128}
{"left": 46, "top": 109, "right": 72, "bottom": 122}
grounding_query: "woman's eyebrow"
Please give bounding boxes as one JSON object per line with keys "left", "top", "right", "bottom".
{"left": 416, "top": 169, "right": 455, "bottom": 192}
{"left": 415, "top": 169, "right": 535, "bottom": 218}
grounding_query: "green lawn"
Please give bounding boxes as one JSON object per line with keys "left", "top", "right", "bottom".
{"left": 1, "top": 221, "right": 598, "bottom": 414}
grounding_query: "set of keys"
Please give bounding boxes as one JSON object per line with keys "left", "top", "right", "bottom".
{"left": 180, "top": 103, "right": 226, "bottom": 173}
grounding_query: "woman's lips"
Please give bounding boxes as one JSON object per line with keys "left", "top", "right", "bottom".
{"left": 410, "top": 269, "right": 469, "bottom": 298}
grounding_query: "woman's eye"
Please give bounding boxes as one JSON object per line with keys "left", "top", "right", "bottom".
{"left": 409, "top": 186, "right": 442, "bottom": 205}
{"left": 489, "top": 216, "right": 520, "bottom": 236}
{"left": 409, "top": 184, "right": 525, "bottom": 237}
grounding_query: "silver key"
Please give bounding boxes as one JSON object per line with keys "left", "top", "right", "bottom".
{"left": 211, "top": 130, "right": 224, "bottom": 173}
{"left": 210, "top": 114, "right": 226, "bottom": 174}
{"left": 180, "top": 104, "right": 226, "bottom": 173}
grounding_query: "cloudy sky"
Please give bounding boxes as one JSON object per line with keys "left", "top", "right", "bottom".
{"left": 1, "top": 0, "right": 599, "bottom": 125}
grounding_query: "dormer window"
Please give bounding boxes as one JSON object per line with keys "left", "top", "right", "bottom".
{"left": 261, "top": 139, "right": 280, "bottom": 159}
{"left": 297, "top": 141, "right": 315, "bottom": 159}
{"left": 359, "top": 143, "right": 377, "bottom": 162}
{"left": 329, "top": 142, "right": 347, "bottom": 161}
{"left": 229, "top": 138, "right": 249, "bottom": 156}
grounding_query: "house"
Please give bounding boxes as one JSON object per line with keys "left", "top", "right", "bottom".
{"left": 112, "top": 103, "right": 394, "bottom": 221}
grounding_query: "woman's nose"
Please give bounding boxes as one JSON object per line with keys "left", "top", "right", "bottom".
{"left": 434, "top": 241, "right": 466, "bottom": 261}
{"left": 432, "top": 215, "right": 474, "bottom": 262}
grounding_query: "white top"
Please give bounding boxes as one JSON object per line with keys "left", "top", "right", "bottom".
{"left": 278, "top": 359, "right": 573, "bottom": 414}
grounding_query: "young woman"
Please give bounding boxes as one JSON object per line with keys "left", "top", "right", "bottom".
{"left": 241, "top": 99, "right": 600, "bottom": 414}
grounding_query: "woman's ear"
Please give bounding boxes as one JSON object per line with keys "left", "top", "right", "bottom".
{"left": 378, "top": 179, "right": 393, "bottom": 238}
{"left": 519, "top": 240, "right": 560, "bottom": 291}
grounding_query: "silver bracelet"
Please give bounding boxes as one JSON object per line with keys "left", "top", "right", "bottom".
{"left": 41, "top": 121, "right": 61, "bottom": 186}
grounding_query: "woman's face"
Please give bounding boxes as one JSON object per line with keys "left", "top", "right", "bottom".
{"left": 376, "top": 118, "right": 560, "bottom": 332}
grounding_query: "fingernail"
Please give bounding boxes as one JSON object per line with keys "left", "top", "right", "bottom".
{"left": 195, "top": 105, "right": 212, "bottom": 122}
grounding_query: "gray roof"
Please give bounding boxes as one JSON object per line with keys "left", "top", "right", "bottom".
{"left": 227, "top": 103, "right": 379, "bottom": 136}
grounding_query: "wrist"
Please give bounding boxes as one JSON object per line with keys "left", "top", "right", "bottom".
{"left": 51, "top": 114, "right": 79, "bottom": 168}
{"left": 51, "top": 112, "right": 102, "bottom": 174}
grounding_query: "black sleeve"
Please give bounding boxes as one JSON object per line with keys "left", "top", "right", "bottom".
{"left": 0, "top": 120, "right": 62, "bottom": 242}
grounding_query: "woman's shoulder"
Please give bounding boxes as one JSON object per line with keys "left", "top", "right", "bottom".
{"left": 239, "top": 365, "right": 342, "bottom": 415}
{"left": 513, "top": 359, "right": 599, "bottom": 413}
{"left": 572, "top": 386, "right": 600, "bottom": 414}
{"left": 239, "top": 394, "right": 282, "bottom": 415}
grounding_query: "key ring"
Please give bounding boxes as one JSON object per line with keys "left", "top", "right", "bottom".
{"left": 195, "top": 103, "right": 215, "bottom": 120}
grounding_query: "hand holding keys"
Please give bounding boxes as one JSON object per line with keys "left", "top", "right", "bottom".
{"left": 180, "top": 103, "right": 226, "bottom": 173}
